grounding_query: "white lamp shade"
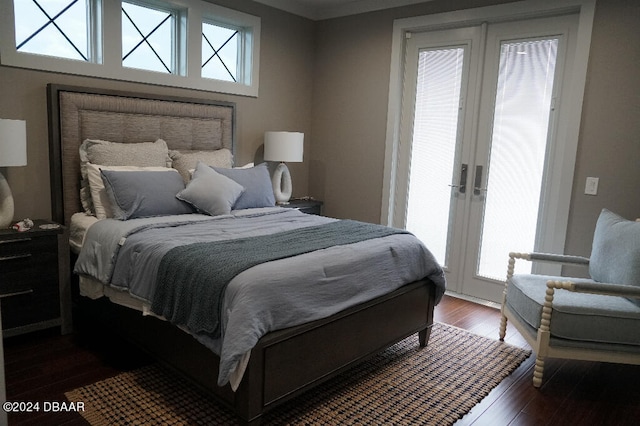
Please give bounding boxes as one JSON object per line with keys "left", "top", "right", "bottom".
{"left": 0, "top": 119, "right": 27, "bottom": 167}
{"left": 264, "top": 131, "right": 304, "bottom": 163}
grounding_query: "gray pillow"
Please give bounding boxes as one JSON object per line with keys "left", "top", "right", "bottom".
{"left": 213, "top": 162, "right": 275, "bottom": 210}
{"left": 79, "top": 139, "right": 171, "bottom": 215}
{"left": 589, "top": 209, "right": 640, "bottom": 291}
{"left": 176, "top": 162, "right": 244, "bottom": 216}
{"left": 101, "top": 169, "right": 194, "bottom": 220}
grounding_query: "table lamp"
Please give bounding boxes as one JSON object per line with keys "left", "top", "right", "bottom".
{"left": 0, "top": 119, "right": 27, "bottom": 228}
{"left": 264, "top": 131, "right": 304, "bottom": 205}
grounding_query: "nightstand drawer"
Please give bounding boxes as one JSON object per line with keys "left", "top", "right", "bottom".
{"left": 0, "top": 234, "right": 61, "bottom": 331}
{"left": 0, "top": 233, "right": 57, "bottom": 257}
{"left": 1, "top": 236, "right": 57, "bottom": 290}
{"left": 0, "top": 277, "right": 60, "bottom": 330}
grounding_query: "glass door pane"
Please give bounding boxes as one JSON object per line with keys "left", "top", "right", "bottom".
{"left": 477, "top": 38, "right": 559, "bottom": 280}
{"left": 406, "top": 47, "right": 465, "bottom": 266}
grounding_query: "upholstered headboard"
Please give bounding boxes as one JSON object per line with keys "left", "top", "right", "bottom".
{"left": 47, "top": 84, "right": 235, "bottom": 227}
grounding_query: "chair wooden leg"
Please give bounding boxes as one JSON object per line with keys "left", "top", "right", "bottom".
{"left": 499, "top": 313, "right": 507, "bottom": 341}
{"left": 500, "top": 256, "right": 516, "bottom": 341}
{"left": 533, "top": 355, "right": 545, "bottom": 387}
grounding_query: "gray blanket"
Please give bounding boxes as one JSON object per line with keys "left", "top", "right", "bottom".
{"left": 152, "top": 220, "right": 409, "bottom": 339}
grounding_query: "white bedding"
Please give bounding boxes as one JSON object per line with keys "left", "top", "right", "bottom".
{"left": 70, "top": 212, "right": 99, "bottom": 254}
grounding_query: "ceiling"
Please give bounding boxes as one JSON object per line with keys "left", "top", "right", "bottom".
{"left": 254, "top": 0, "right": 434, "bottom": 20}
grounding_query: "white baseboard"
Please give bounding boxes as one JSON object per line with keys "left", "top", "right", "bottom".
{"left": 444, "top": 291, "right": 502, "bottom": 310}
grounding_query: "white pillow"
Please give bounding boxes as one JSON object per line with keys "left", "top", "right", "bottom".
{"left": 86, "top": 163, "right": 174, "bottom": 219}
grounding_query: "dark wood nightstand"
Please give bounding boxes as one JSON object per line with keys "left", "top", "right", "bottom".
{"left": 0, "top": 220, "right": 71, "bottom": 337}
{"left": 282, "top": 199, "right": 324, "bottom": 215}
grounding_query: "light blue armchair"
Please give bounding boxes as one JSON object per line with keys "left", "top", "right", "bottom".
{"left": 499, "top": 209, "right": 640, "bottom": 387}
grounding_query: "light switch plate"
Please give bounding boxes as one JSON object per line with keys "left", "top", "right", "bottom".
{"left": 585, "top": 177, "right": 599, "bottom": 195}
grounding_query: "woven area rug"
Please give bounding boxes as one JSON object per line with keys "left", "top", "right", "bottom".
{"left": 65, "top": 322, "right": 530, "bottom": 425}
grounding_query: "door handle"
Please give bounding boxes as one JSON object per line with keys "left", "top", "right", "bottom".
{"left": 448, "top": 163, "right": 467, "bottom": 194}
{"left": 474, "top": 165, "right": 486, "bottom": 195}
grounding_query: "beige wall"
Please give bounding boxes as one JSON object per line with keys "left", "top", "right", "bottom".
{"left": 0, "top": 0, "right": 315, "bottom": 223}
{"left": 2, "top": 0, "right": 639, "bottom": 261}
{"left": 311, "top": 0, "right": 640, "bottom": 259}
{"left": 564, "top": 0, "right": 640, "bottom": 258}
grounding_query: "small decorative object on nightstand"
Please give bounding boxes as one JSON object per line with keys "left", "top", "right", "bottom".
{"left": 282, "top": 198, "right": 324, "bottom": 215}
{"left": 0, "top": 219, "right": 71, "bottom": 337}
{"left": 264, "top": 131, "right": 304, "bottom": 205}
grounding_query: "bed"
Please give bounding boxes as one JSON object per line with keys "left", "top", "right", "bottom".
{"left": 46, "top": 84, "right": 446, "bottom": 425}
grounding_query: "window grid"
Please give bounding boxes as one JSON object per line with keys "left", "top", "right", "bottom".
{"left": 122, "top": 2, "right": 175, "bottom": 74}
{"left": 16, "top": 0, "right": 89, "bottom": 62}
{"left": 202, "top": 22, "right": 239, "bottom": 82}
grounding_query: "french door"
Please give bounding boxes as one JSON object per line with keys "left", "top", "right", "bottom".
{"left": 393, "top": 14, "right": 579, "bottom": 303}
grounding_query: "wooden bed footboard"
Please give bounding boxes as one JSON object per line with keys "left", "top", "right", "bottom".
{"left": 78, "top": 279, "right": 435, "bottom": 425}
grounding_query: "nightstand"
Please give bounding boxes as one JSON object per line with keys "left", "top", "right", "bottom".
{"left": 0, "top": 220, "right": 71, "bottom": 337}
{"left": 282, "top": 199, "right": 324, "bottom": 215}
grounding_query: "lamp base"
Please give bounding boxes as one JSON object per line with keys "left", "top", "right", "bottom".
{"left": 0, "top": 171, "right": 15, "bottom": 228}
{"left": 272, "top": 162, "right": 293, "bottom": 205}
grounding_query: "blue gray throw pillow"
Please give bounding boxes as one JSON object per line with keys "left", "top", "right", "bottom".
{"left": 176, "top": 162, "right": 245, "bottom": 216}
{"left": 101, "top": 169, "right": 194, "bottom": 220}
{"left": 213, "top": 162, "right": 275, "bottom": 210}
{"left": 589, "top": 209, "right": 640, "bottom": 296}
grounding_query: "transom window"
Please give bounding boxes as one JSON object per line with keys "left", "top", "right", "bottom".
{"left": 2, "top": 0, "right": 261, "bottom": 96}
{"left": 202, "top": 22, "right": 238, "bottom": 82}
{"left": 14, "top": 0, "right": 91, "bottom": 62}
{"left": 122, "top": 1, "right": 177, "bottom": 74}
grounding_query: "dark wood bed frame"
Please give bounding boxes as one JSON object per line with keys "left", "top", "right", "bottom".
{"left": 46, "top": 84, "right": 437, "bottom": 425}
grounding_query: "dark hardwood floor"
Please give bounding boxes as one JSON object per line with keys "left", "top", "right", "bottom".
{"left": 4, "top": 294, "right": 640, "bottom": 425}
